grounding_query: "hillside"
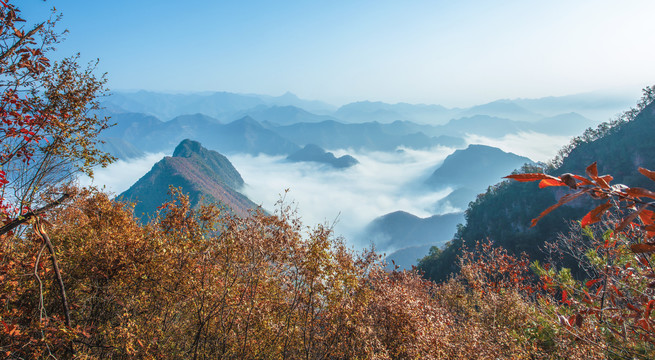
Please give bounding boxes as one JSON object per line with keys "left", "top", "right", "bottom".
{"left": 418, "top": 94, "right": 655, "bottom": 282}
{"left": 425, "top": 144, "right": 533, "bottom": 191}
{"left": 286, "top": 144, "right": 358, "bottom": 168}
{"left": 119, "top": 139, "right": 258, "bottom": 219}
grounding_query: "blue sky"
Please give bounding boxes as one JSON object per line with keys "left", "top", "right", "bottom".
{"left": 19, "top": 0, "right": 655, "bottom": 107}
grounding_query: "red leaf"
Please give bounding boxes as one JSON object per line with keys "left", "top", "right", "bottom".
{"left": 611, "top": 284, "right": 623, "bottom": 297}
{"left": 616, "top": 204, "right": 648, "bottom": 232}
{"left": 625, "top": 187, "right": 655, "bottom": 200}
{"left": 505, "top": 173, "right": 560, "bottom": 183}
{"left": 586, "top": 278, "right": 601, "bottom": 288}
{"left": 631, "top": 243, "right": 655, "bottom": 253}
{"left": 646, "top": 300, "right": 655, "bottom": 319}
{"left": 570, "top": 174, "right": 593, "bottom": 186}
{"left": 586, "top": 162, "right": 598, "bottom": 179}
{"left": 639, "top": 168, "right": 655, "bottom": 183}
{"left": 530, "top": 190, "right": 587, "bottom": 227}
{"left": 597, "top": 175, "right": 613, "bottom": 188}
{"left": 562, "top": 290, "right": 568, "bottom": 303}
{"left": 580, "top": 201, "right": 611, "bottom": 228}
{"left": 639, "top": 209, "right": 655, "bottom": 225}
{"left": 539, "top": 178, "right": 566, "bottom": 188}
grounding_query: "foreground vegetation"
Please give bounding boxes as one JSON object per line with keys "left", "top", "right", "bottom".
{"left": 4, "top": 177, "right": 655, "bottom": 358}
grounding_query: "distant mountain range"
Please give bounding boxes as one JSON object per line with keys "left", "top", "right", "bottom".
{"left": 100, "top": 113, "right": 467, "bottom": 159}
{"left": 268, "top": 120, "right": 464, "bottom": 151}
{"left": 95, "top": 89, "right": 635, "bottom": 162}
{"left": 103, "top": 90, "right": 633, "bottom": 127}
{"left": 102, "top": 113, "right": 300, "bottom": 156}
{"left": 103, "top": 91, "right": 336, "bottom": 121}
{"left": 96, "top": 89, "right": 640, "bottom": 269}
{"left": 119, "top": 139, "right": 258, "bottom": 220}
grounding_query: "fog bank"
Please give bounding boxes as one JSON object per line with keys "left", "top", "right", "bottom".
{"left": 231, "top": 147, "right": 456, "bottom": 247}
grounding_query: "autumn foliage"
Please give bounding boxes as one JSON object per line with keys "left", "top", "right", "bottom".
{"left": 505, "top": 162, "right": 655, "bottom": 358}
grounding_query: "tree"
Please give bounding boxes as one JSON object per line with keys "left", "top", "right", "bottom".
{"left": 0, "top": 2, "right": 112, "bottom": 357}
{"left": 506, "top": 163, "right": 655, "bottom": 358}
{"left": 0, "top": 1, "right": 112, "bottom": 229}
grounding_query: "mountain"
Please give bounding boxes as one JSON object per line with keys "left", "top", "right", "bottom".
{"left": 97, "top": 137, "right": 145, "bottom": 160}
{"left": 418, "top": 94, "right": 655, "bottom": 282}
{"left": 119, "top": 139, "right": 258, "bottom": 220}
{"left": 237, "top": 105, "right": 337, "bottom": 125}
{"left": 214, "top": 116, "right": 300, "bottom": 155}
{"left": 385, "top": 245, "right": 436, "bottom": 271}
{"left": 530, "top": 112, "right": 599, "bottom": 136}
{"left": 436, "top": 115, "right": 531, "bottom": 138}
{"left": 103, "top": 113, "right": 300, "bottom": 155}
{"left": 364, "top": 211, "right": 465, "bottom": 255}
{"left": 335, "top": 101, "right": 457, "bottom": 124}
{"left": 428, "top": 112, "right": 596, "bottom": 138}
{"left": 256, "top": 91, "right": 336, "bottom": 114}
{"left": 103, "top": 91, "right": 335, "bottom": 121}
{"left": 425, "top": 144, "right": 533, "bottom": 191}
{"left": 286, "top": 144, "right": 358, "bottom": 168}
{"left": 101, "top": 112, "right": 164, "bottom": 145}
{"left": 507, "top": 91, "right": 636, "bottom": 120}
{"left": 432, "top": 187, "right": 480, "bottom": 212}
{"left": 459, "top": 100, "right": 542, "bottom": 121}
{"left": 271, "top": 120, "right": 465, "bottom": 151}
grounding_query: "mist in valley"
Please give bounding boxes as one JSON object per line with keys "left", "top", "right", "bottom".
{"left": 80, "top": 130, "right": 574, "bottom": 253}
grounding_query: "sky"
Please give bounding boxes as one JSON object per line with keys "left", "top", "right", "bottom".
{"left": 18, "top": 0, "right": 655, "bottom": 107}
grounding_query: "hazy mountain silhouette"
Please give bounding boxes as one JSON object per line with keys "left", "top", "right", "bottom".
{"left": 236, "top": 105, "right": 337, "bottom": 125}
{"left": 364, "top": 210, "right": 465, "bottom": 259}
{"left": 335, "top": 101, "right": 457, "bottom": 124}
{"left": 104, "top": 113, "right": 300, "bottom": 155}
{"left": 103, "top": 91, "right": 335, "bottom": 121}
{"left": 97, "top": 137, "right": 145, "bottom": 160}
{"left": 459, "top": 100, "right": 542, "bottom": 121}
{"left": 270, "top": 120, "right": 465, "bottom": 151}
{"left": 425, "top": 144, "right": 533, "bottom": 191}
{"left": 286, "top": 144, "right": 358, "bottom": 168}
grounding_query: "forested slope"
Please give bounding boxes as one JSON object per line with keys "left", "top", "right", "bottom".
{"left": 418, "top": 89, "right": 655, "bottom": 282}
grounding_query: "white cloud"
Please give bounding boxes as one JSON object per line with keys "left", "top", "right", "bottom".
{"left": 230, "top": 146, "right": 456, "bottom": 248}
{"left": 78, "top": 152, "right": 167, "bottom": 195}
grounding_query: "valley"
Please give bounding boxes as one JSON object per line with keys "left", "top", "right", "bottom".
{"left": 82, "top": 89, "right": 630, "bottom": 269}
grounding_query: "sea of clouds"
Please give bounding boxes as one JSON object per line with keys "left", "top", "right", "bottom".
{"left": 77, "top": 131, "right": 575, "bottom": 249}
{"left": 230, "top": 147, "right": 456, "bottom": 247}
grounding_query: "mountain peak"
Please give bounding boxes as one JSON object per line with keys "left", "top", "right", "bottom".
{"left": 279, "top": 91, "right": 299, "bottom": 100}
{"left": 232, "top": 115, "right": 260, "bottom": 126}
{"left": 120, "top": 140, "right": 254, "bottom": 219}
{"left": 173, "top": 139, "right": 204, "bottom": 157}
